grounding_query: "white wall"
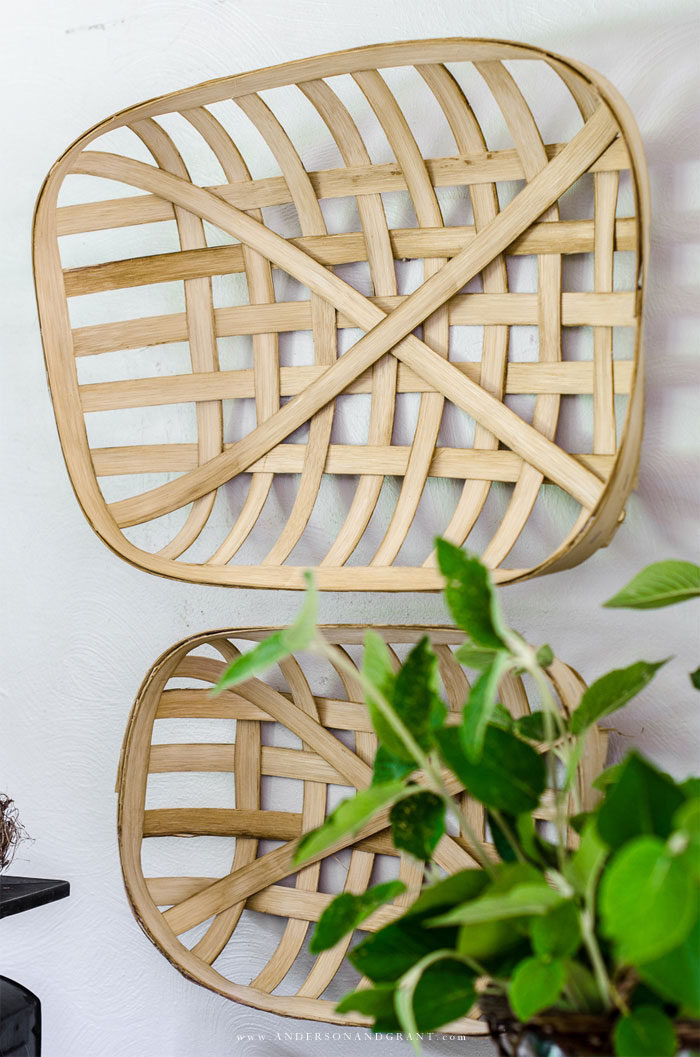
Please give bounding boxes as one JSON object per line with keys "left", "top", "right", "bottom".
{"left": 2, "top": 2, "right": 699, "bottom": 1055}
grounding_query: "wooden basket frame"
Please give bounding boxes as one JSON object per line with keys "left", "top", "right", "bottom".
{"left": 116, "top": 624, "right": 608, "bottom": 1027}
{"left": 34, "top": 38, "right": 649, "bottom": 590}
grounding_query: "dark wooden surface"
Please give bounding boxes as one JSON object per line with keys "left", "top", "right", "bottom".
{"left": 0, "top": 876, "right": 69, "bottom": 919}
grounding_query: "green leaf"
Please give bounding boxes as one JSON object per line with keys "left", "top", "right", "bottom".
{"left": 284, "top": 573, "right": 319, "bottom": 646}
{"left": 468, "top": 861, "right": 541, "bottom": 893}
{"left": 487, "top": 811, "right": 518, "bottom": 863}
{"left": 569, "top": 812, "right": 591, "bottom": 834}
{"left": 629, "top": 982, "right": 667, "bottom": 1011}
{"left": 613, "top": 1007, "right": 677, "bottom": 1056}
{"left": 681, "top": 777, "right": 700, "bottom": 799}
{"left": 362, "top": 630, "right": 400, "bottom": 753}
{"left": 371, "top": 745, "right": 415, "bottom": 785}
{"left": 349, "top": 872, "right": 487, "bottom": 987}
{"left": 362, "top": 629, "right": 396, "bottom": 697}
{"left": 564, "top": 818, "right": 608, "bottom": 897}
{"left": 436, "top": 724, "right": 546, "bottom": 815}
{"left": 487, "top": 811, "right": 554, "bottom": 868}
{"left": 515, "top": 712, "right": 548, "bottom": 743}
{"left": 508, "top": 956, "right": 565, "bottom": 1021}
{"left": 591, "top": 762, "right": 624, "bottom": 792}
{"left": 213, "top": 573, "right": 317, "bottom": 691}
{"left": 392, "top": 636, "right": 443, "bottom": 748}
{"left": 638, "top": 913, "right": 700, "bottom": 1016}
{"left": 516, "top": 814, "right": 557, "bottom": 867}
{"left": 691, "top": 665, "right": 700, "bottom": 691}
{"left": 349, "top": 917, "right": 457, "bottom": 983}
{"left": 458, "top": 921, "right": 526, "bottom": 964}
{"left": 363, "top": 634, "right": 443, "bottom": 762}
{"left": 386, "top": 873, "right": 493, "bottom": 976}
{"left": 396, "top": 957, "right": 477, "bottom": 1036}
{"left": 530, "top": 900, "right": 581, "bottom": 959}
{"left": 490, "top": 703, "right": 515, "bottom": 731}
{"left": 604, "top": 560, "right": 700, "bottom": 610}
{"left": 455, "top": 643, "right": 500, "bottom": 670}
{"left": 597, "top": 753, "right": 686, "bottom": 849}
{"left": 673, "top": 797, "right": 700, "bottom": 880}
{"left": 335, "top": 984, "right": 400, "bottom": 1031}
{"left": 536, "top": 644, "right": 554, "bottom": 669}
{"left": 428, "top": 882, "right": 561, "bottom": 928}
{"left": 427, "top": 866, "right": 558, "bottom": 925}
{"left": 309, "top": 880, "right": 406, "bottom": 953}
{"left": 403, "top": 870, "right": 489, "bottom": 919}
{"left": 451, "top": 865, "right": 538, "bottom": 963}
{"left": 570, "top": 660, "right": 668, "bottom": 735}
{"left": 390, "top": 791, "right": 445, "bottom": 862}
{"left": 461, "top": 653, "right": 512, "bottom": 762}
{"left": 413, "top": 958, "right": 477, "bottom": 1032}
{"left": 293, "top": 781, "right": 406, "bottom": 865}
{"left": 600, "top": 835, "right": 697, "bottom": 964}
{"left": 213, "top": 632, "right": 291, "bottom": 690}
{"left": 678, "top": 790, "right": 700, "bottom": 822}
{"left": 435, "top": 539, "right": 508, "bottom": 649}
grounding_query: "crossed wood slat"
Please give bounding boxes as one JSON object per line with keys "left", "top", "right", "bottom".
{"left": 33, "top": 40, "right": 648, "bottom": 589}
{"left": 117, "top": 625, "right": 608, "bottom": 1026}
{"left": 73, "top": 103, "right": 612, "bottom": 526}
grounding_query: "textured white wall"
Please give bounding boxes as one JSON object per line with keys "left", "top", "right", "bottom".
{"left": 2, "top": 2, "right": 699, "bottom": 1055}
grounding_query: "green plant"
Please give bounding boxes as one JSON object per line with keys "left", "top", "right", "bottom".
{"left": 214, "top": 549, "right": 700, "bottom": 1056}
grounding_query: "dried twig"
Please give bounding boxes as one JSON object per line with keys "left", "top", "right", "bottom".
{"left": 0, "top": 795, "right": 30, "bottom": 872}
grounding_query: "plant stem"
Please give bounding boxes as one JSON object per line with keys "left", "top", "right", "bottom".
{"left": 579, "top": 907, "right": 625, "bottom": 1015}
{"left": 435, "top": 768, "right": 497, "bottom": 878}
{"left": 530, "top": 665, "right": 582, "bottom": 817}
{"left": 312, "top": 635, "right": 430, "bottom": 770}
{"left": 396, "top": 948, "right": 491, "bottom": 1055}
{"left": 313, "top": 635, "right": 496, "bottom": 876}
{"left": 424, "top": 861, "right": 443, "bottom": 885}
{"left": 530, "top": 669, "right": 571, "bottom": 867}
{"left": 505, "top": 635, "right": 581, "bottom": 864}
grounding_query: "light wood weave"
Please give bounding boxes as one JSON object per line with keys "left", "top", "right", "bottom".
{"left": 116, "top": 625, "right": 607, "bottom": 1026}
{"left": 34, "top": 39, "right": 649, "bottom": 590}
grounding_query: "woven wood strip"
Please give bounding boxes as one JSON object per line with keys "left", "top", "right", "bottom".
{"left": 419, "top": 63, "right": 508, "bottom": 554}
{"left": 117, "top": 624, "right": 607, "bottom": 1026}
{"left": 63, "top": 222, "right": 637, "bottom": 297}
{"left": 55, "top": 140, "right": 629, "bottom": 236}
{"left": 184, "top": 106, "right": 280, "bottom": 567}
{"left": 34, "top": 39, "right": 649, "bottom": 589}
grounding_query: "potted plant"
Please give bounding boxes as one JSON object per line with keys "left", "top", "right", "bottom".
{"left": 214, "top": 544, "right": 700, "bottom": 1056}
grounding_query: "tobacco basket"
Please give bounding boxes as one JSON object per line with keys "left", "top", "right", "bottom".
{"left": 117, "top": 625, "right": 607, "bottom": 1026}
{"left": 34, "top": 38, "right": 649, "bottom": 590}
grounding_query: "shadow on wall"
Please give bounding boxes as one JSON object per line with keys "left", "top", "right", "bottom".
{"left": 552, "top": 12, "right": 700, "bottom": 552}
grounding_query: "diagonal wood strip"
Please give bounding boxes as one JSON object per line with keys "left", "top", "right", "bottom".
{"left": 72, "top": 105, "right": 617, "bottom": 525}
{"left": 161, "top": 768, "right": 472, "bottom": 937}
{"left": 228, "top": 676, "right": 370, "bottom": 791}
{"left": 152, "top": 653, "right": 474, "bottom": 937}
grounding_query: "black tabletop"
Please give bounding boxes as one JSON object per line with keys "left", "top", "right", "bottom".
{"left": 0, "top": 876, "right": 70, "bottom": 919}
